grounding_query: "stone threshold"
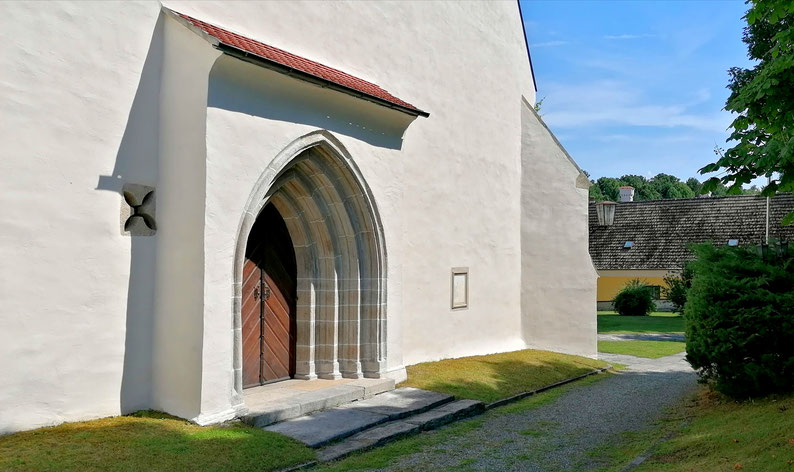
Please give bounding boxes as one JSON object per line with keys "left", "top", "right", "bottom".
{"left": 265, "top": 387, "right": 456, "bottom": 448}
{"left": 242, "top": 378, "right": 395, "bottom": 428}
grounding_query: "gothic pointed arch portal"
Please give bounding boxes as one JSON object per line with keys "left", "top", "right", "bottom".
{"left": 231, "top": 131, "right": 387, "bottom": 401}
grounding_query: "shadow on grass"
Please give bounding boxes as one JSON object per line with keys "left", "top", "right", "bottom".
{"left": 0, "top": 411, "right": 314, "bottom": 472}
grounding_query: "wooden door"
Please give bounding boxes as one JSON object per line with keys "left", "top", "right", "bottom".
{"left": 242, "top": 204, "right": 297, "bottom": 388}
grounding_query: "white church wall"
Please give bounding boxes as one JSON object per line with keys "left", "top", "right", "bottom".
{"left": 189, "top": 1, "right": 536, "bottom": 414}
{"left": 0, "top": 1, "right": 163, "bottom": 434}
{"left": 520, "top": 99, "right": 598, "bottom": 358}
{"left": 395, "top": 2, "right": 534, "bottom": 365}
{"left": 0, "top": 0, "right": 590, "bottom": 433}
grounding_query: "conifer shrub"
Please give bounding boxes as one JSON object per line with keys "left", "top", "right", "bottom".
{"left": 685, "top": 242, "right": 794, "bottom": 398}
{"left": 613, "top": 279, "right": 656, "bottom": 316}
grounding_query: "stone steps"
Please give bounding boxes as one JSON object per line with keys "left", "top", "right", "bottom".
{"left": 241, "top": 378, "right": 395, "bottom": 428}
{"left": 316, "top": 399, "right": 485, "bottom": 462}
{"left": 260, "top": 387, "right": 486, "bottom": 467}
{"left": 264, "top": 387, "right": 457, "bottom": 448}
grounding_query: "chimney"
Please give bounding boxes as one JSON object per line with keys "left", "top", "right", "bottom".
{"left": 619, "top": 186, "right": 635, "bottom": 202}
{"left": 596, "top": 201, "right": 617, "bottom": 226}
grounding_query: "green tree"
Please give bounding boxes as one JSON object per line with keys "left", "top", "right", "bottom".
{"left": 595, "top": 177, "right": 623, "bottom": 201}
{"left": 699, "top": 0, "right": 794, "bottom": 223}
{"left": 685, "top": 242, "right": 794, "bottom": 397}
{"left": 686, "top": 177, "right": 703, "bottom": 195}
{"left": 619, "top": 175, "right": 661, "bottom": 201}
{"left": 650, "top": 173, "right": 695, "bottom": 199}
{"left": 589, "top": 182, "right": 607, "bottom": 202}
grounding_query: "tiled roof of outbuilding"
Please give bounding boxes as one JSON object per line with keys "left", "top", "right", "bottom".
{"left": 168, "top": 9, "right": 428, "bottom": 117}
{"left": 589, "top": 194, "right": 794, "bottom": 270}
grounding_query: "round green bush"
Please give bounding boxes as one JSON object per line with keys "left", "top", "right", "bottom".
{"left": 685, "top": 243, "right": 794, "bottom": 398}
{"left": 613, "top": 279, "right": 656, "bottom": 316}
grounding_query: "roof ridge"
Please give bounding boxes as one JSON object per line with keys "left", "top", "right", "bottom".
{"left": 590, "top": 193, "right": 793, "bottom": 206}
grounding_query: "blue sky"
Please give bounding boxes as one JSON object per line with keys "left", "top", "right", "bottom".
{"left": 520, "top": 0, "right": 753, "bottom": 182}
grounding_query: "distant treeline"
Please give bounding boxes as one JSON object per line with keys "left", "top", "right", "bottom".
{"left": 588, "top": 173, "right": 761, "bottom": 202}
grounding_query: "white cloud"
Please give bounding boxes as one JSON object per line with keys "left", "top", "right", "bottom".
{"left": 544, "top": 107, "right": 729, "bottom": 132}
{"left": 539, "top": 80, "right": 731, "bottom": 132}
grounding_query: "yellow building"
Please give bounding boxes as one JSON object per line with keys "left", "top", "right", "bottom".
{"left": 595, "top": 270, "right": 672, "bottom": 310}
{"left": 589, "top": 193, "right": 794, "bottom": 311}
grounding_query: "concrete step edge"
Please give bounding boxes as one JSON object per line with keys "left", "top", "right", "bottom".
{"left": 300, "top": 389, "right": 456, "bottom": 448}
{"left": 315, "top": 399, "right": 485, "bottom": 462}
{"left": 241, "top": 379, "right": 396, "bottom": 428}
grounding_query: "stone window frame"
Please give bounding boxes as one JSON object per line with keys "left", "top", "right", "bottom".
{"left": 451, "top": 267, "right": 469, "bottom": 310}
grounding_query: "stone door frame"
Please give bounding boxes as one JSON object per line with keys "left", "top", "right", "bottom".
{"left": 230, "top": 130, "right": 388, "bottom": 407}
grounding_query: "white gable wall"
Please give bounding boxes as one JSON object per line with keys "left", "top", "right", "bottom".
{"left": 520, "top": 100, "right": 598, "bottom": 357}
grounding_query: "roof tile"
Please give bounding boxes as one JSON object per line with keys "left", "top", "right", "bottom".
{"left": 589, "top": 194, "right": 794, "bottom": 270}
{"left": 172, "top": 10, "right": 426, "bottom": 115}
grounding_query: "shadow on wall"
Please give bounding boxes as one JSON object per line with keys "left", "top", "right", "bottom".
{"left": 207, "top": 55, "right": 416, "bottom": 150}
{"left": 95, "top": 15, "right": 164, "bottom": 413}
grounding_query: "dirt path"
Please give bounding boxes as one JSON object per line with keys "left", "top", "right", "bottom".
{"left": 373, "top": 353, "right": 696, "bottom": 471}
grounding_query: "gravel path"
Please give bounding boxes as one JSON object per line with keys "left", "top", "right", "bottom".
{"left": 373, "top": 353, "right": 697, "bottom": 472}
{"left": 598, "top": 333, "right": 685, "bottom": 342}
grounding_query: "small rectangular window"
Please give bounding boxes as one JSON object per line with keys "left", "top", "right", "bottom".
{"left": 451, "top": 267, "right": 469, "bottom": 310}
{"left": 648, "top": 285, "right": 661, "bottom": 300}
{"left": 624, "top": 241, "right": 634, "bottom": 248}
{"left": 728, "top": 239, "right": 739, "bottom": 246}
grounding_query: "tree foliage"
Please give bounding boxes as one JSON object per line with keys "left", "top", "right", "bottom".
{"left": 685, "top": 242, "right": 794, "bottom": 397}
{"left": 589, "top": 174, "right": 691, "bottom": 201}
{"left": 699, "top": 0, "right": 794, "bottom": 223}
{"left": 588, "top": 173, "right": 760, "bottom": 202}
{"left": 662, "top": 265, "right": 694, "bottom": 314}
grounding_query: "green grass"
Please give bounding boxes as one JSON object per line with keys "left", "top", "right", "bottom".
{"left": 0, "top": 411, "right": 315, "bottom": 472}
{"left": 636, "top": 388, "right": 794, "bottom": 471}
{"left": 398, "top": 348, "right": 609, "bottom": 403}
{"left": 598, "top": 311, "right": 685, "bottom": 334}
{"left": 320, "top": 373, "right": 613, "bottom": 471}
{"left": 598, "top": 340, "right": 686, "bottom": 358}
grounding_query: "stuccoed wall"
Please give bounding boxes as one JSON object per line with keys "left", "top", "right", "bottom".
{"left": 520, "top": 100, "right": 597, "bottom": 358}
{"left": 194, "top": 0, "right": 536, "bottom": 419}
{"left": 0, "top": 1, "right": 165, "bottom": 434}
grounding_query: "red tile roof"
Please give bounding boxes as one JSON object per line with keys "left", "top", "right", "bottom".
{"left": 170, "top": 9, "right": 428, "bottom": 117}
